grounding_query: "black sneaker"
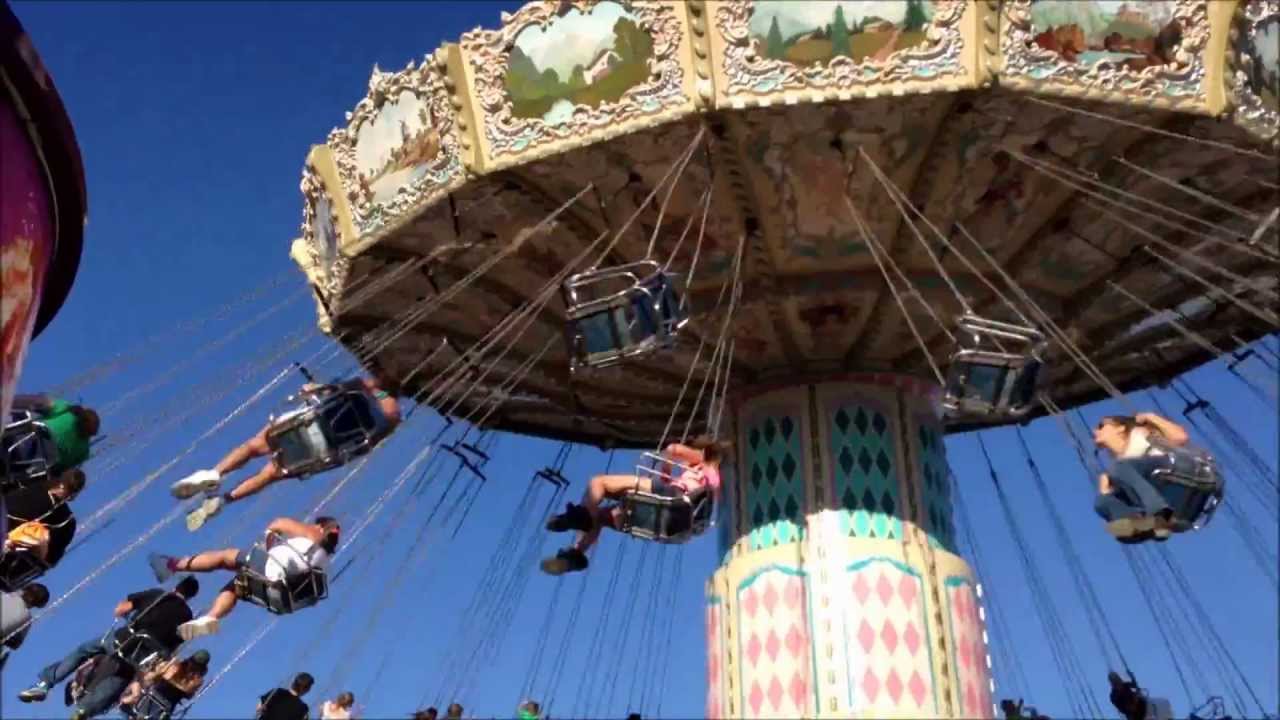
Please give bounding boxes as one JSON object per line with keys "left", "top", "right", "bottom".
{"left": 546, "top": 503, "right": 593, "bottom": 533}
{"left": 540, "top": 548, "right": 589, "bottom": 575}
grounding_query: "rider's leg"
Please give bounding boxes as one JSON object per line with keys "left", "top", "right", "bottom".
{"left": 223, "top": 461, "right": 286, "bottom": 503}
{"left": 573, "top": 507, "right": 623, "bottom": 553}
{"left": 580, "top": 474, "right": 650, "bottom": 520}
{"left": 73, "top": 673, "right": 128, "bottom": 718}
{"left": 35, "top": 637, "right": 108, "bottom": 688}
{"left": 214, "top": 426, "right": 273, "bottom": 476}
{"left": 206, "top": 586, "right": 240, "bottom": 621}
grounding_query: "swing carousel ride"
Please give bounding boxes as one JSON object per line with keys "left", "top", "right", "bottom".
{"left": 287, "top": 0, "right": 1278, "bottom": 717}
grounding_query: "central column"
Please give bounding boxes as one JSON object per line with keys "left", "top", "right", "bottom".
{"left": 705, "top": 375, "right": 995, "bottom": 719}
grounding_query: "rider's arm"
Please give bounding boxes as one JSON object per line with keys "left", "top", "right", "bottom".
{"left": 266, "top": 517, "right": 323, "bottom": 543}
{"left": 114, "top": 598, "right": 135, "bottom": 617}
{"left": 664, "top": 443, "right": 704, "bottom": 466}
{"left": 10, "top": 394, "right": 52, "bottom": 413}
{"left": 1098, "top": 473, "right": 1112, "bottom": 495}
{"left": 1136, "top": 412, "right": 1189, "bottom": 446}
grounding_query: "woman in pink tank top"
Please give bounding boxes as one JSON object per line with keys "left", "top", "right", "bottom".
{"left": 541, "top": 435, "right": 730, "bottom": 576}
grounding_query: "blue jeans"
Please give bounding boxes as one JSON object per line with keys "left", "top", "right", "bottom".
{"left": 1094, "top": 457, "right": 1171, "bottom": 521}
{"left": 38, "top": 637, "right": 128, "bottom": 718}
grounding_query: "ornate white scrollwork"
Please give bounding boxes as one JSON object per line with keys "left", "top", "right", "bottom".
{"left": 460, "top": 0, "right": 688, "bottom": 158}
{"left": 1230, "top": 0, "right": 1280, "bottom": 144}
{"left": 327, "top": 61, "right": 465, "bottom": 237}
{"left": 714, "top": 0, "right": 968, "bottom": 97}
{"left": 1001, "top": 0, "right": 1210, "bottom": 102}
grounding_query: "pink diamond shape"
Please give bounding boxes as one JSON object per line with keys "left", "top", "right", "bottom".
{"left": 885, "top": 668, "right": 904, "bottom": 703}
{"left": 784, "top": 578, "right": 803, "bottom": 609}
{"left": 959, "top": 640, "right": 972, "bottom": 669}
{"left": 708, "top": 698, "right": 720, "bottom": 719}
{"left": 746, "top": 634, "right": 763, "bottom": 668}
{"left": 767, "top": 676, "right": 785, "bottom": 710}
{"left": 749, "top": 680, "right": 765, "bottom": 715}
{"left": 763, "top": 582, "right": 779, "bottom": 616}
{"left": 857, "top": 618, "right": 876, "bottom": 653}
{"left": 852, "top": 572, "right": 871, "bottom": 605}
{"left": 908, "top": 670, "right": 928, "bottom": 707}
{"left": 903, "top": 621, "right": 921, "bottom": 656}
{"left": 875, "top": 572, "right": 895, "bottom": 606}
{"left": 765, "top": 629, "right": 782, "bottom": 663}
{"left": 880, "top": 620, "right": 899, "bottom": 653}
{"left": 743, "top": 587, "right": 759, "bottom": 618}
{"left": 965, "top": 683, "right": 978, "bottom": 714}
{"left": 861, "top": 667, "right": 880, "bottom": 702}
{"left": 785, "top": 624, "right": 806, "bottom": 658}
{"left": 897, "top": 574, "right": 918, "bottom": 609}
{"left": 789, "top": 671, "right": 808, "bottom": 710}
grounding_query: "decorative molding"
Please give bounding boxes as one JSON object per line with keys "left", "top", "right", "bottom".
{"left": 713, "top": 0, "right": 969, "bottom": 101}
{"left": 459, "top": 0, "right": 690, "bottom": 161}
{"left": 1000, "top": 0, "right": 1211, "bottom": 106}
{"left": 326, "top": 60, "right": 466, "bottom": 240}
{"left": 1229, "top": 0, "right": 1280, "bottom": 145}
{"left": 299, "top": 163, "right": 349, "bottom": 301}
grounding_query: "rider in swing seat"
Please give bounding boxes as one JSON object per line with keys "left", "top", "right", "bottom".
{"left": 1092, "top": 412, "right": 1191, "bottom": 542}
{"left": 170, "top": 373, "right": 399, "bottom": 531}
{"left": 8, "top": 394, "right": 100, "bottom": 476}
{"left": 2, "top": 469, "right": 85, "bottom": 583}
{"left": 540, "top": 436, "right": 727, "bottom": 576}
{"left": 118, "top": 649, "right": 210, "bottom": 719}
{"left": 147, "top": 516, "right": 338, "bottom": 640}
{"left": 16, "top": 576, "right": 198, "bottom": 716}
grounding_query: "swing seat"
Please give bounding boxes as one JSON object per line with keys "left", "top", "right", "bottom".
{"left": 107, "top": 626, "right": 171, "bottom": 671}
{"left": 265, "top": 388, "right": 383, "bottom": 478}
{"left": 616, "top": 452, "right": 714, "bottom": 544}
{"left": 1145, "top": 442, "right": 1224, "bottom": 531}
{"left": 125, "top": 689, "right": 177, "bottom": 720}
{"left": 943, "top": 315, "right": 1046, "bottom": 419}
{"left": 1, "top": 410, "right": 58, "bottom": 492}
{"left": 232, "top": 539, "right": 329, "bottom": 615}
{"left": 0, "top": 546, "right": 50, "bottom": 592}
{"left": 562, "top": 261, "right": 687, "bottom": 372}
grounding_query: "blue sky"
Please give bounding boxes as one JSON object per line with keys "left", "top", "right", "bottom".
{"left": 6, "top": 2, "right": 1278, "bottom": 719}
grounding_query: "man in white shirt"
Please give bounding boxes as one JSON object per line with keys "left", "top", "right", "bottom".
{"left": 147, "top": 516, "right": 339, "bottom": 640}
{"left": 0, "top": 583, "right": 48, "bottom": 669}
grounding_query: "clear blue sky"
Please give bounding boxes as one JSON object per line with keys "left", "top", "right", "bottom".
{"left": 5, "top": 2, "right": 1277, "bottom": 719}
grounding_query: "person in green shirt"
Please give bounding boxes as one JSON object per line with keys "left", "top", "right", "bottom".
{"left": 9, "top": 395, "right": 99, "bottom": 473}
{"left": 516, "top": 700, "right": 540, "bottom": 720}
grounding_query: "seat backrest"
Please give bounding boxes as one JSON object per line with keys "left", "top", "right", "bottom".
{"left": 0, "top": 547, "right": 49, "bottom": 592}
{"left": 111, "top": 628, "right": 170, "bottom": 670}
{"left": 1, "top": 413, "right": 57, "bottom": 491}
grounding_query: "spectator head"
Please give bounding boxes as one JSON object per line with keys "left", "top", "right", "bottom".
{"left": 336, "top": 692, "right": 354, "bottom": 709}
{"left": 292, "top": 672, "right": 314, "bottom": 696}
{"left": 175, "top": 575, "right": 200, "bottom": 599}
{"left": 21, "top": 582, "right": 49, "bottom": 608}
{"left": 446, "top": 703, "right": 463, "bottom": 719}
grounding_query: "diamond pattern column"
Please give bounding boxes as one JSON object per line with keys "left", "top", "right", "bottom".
{"left": 708, "top": 378, "right": 993, "bottom": 719}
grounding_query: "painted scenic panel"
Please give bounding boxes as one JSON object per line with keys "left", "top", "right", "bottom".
{"left": 1028, "top": 1, "right": 1182, "bottom": 71}
{"left": 504, "top": 1, "right": 654, "bottom": 123}
{"left": 313, "top": 190, "right": 338, "bottom": 269}
{"left": 1241, "top": 14, "right": 1279, "bottom": 112}
{"left": 354, "top": 89, "right": 442, "bottom": 204}
{"left": 748, "top": 0, "right": 934, "bottom": 66}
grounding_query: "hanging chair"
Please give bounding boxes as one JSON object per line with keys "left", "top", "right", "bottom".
{"left": 231, "top": 534, "right": 329, "bottom": 615}
{"left": 561, "top": 260, "right": 687, "bottom": 372}
{"left": 124, "top": 688, "right": 180, "bottom": 720}
{"left": 0, "top": 545, "right": 49, "bottom": 592}
{"left": 1143, "top": 437, "right": 1224, "bottom": 532}
{"left": 0, "top": 410, "right": 59, "bottom": 492}
{"left": 943, "top": 314, "right": 1047, "bottom": 419}
{"left": 614, "top": 452, "right": 714, "bottom": 544}
{"left": 264, "top": 386, "right": 385, "bottom": 478}
{"left": 103, "top": 625, "right": 172, "bottom": 673}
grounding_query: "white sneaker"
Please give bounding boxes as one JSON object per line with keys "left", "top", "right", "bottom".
{"left": 148, "top": 553, "right": 175, "bottom": 583}
{"left": 178, "top": 616, "right": 219, "bottom": 641}
{"left": 171, "top": 469, "right": 222, "bottom": 499}
{"left": 185, "top": 495, "right": 225, "bottom": 532}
